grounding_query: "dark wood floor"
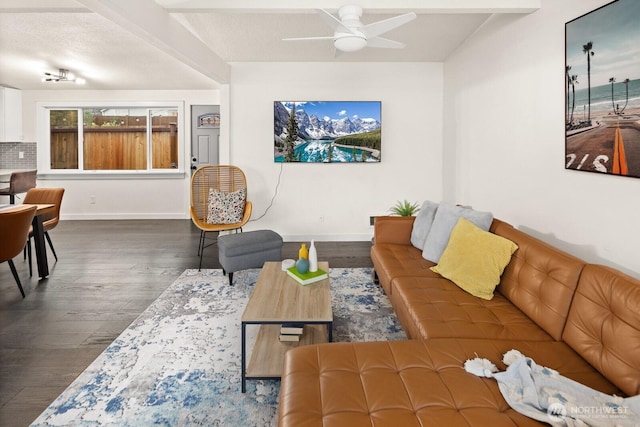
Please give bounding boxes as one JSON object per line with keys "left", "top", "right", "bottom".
{"left": 0, "top": 220, "right": 373, "bottom": 426}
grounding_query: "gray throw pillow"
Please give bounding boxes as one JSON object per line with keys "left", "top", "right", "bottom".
{"left": 410, "top": 200, "right": 439, "bottom": 249}
{"left": 422, "top": 204, "right": 493, "bottom": 263}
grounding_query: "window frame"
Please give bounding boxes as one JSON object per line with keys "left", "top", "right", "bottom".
{"left": 37, "top": 101, "right": 185, "bottom": 179}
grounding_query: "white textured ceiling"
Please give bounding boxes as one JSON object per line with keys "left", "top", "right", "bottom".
{"left": 174, "top": 12, "right": 489, "bottom": 63}
{"left": 0, "top": 0, "right": 540, "bottom": 90}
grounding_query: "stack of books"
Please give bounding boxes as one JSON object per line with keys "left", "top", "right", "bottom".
{"left": 286, "top": 266, "right": 328, "bottom": 285}
{"left": 279, "top": 323, "right": 304, "bottom": 342}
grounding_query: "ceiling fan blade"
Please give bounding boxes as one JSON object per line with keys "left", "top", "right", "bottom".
{"left": 360, "top": 12, "right": 416, "bottom": 38}
{"left": 365, "top": 36, "right": 406, "bottom": 49}
{"left": 316, "top": 8, "right": 355, "bottom": 34}
{"left": 283, "top": 36, "right": 335, "bottom": 42}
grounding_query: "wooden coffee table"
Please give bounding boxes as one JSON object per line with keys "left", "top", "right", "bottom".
{"left": 240, "top": 261, "right": 332, "bottom": 393}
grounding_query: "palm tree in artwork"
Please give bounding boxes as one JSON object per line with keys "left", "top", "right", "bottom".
{"left": 621, "top": 78, "right": 630, "bottom": 114}
{"left": 566, "top": 66, "right": 572, "bottom": 124}
{"left": 566, "top": 65, "right": 580, "bottom": 127}
{"left": 569, "top": 74, "right": 579, "bottom": 125}
{"left": 610, "top": 77, "right": 617, "bottom": 113}
{"left": 583, "top": 41, "right": 594, "bottom": 123}
{"left": 610, "top": 77, "right": 631, "bottom": 115}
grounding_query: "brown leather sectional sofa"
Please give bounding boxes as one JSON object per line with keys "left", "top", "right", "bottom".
{"left": 278, "top": 216, "right": 640, "bottom": 426}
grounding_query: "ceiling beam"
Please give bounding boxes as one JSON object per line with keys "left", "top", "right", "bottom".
{"left": 0, "top": 0, "right": 540, "bottom": 14}
{"left": 155, "top": 0, "right": 540, "bottom": 14}
{"left": 0, "top": 0, "right": 89, "bottom": 12}
{"left": 76, "top": 0, "right": 230, "bottom": 84}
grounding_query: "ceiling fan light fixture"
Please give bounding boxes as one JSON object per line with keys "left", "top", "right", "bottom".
{"left": 283, "top": 5, "right": 416, "bottom": 55}
{"left": 334, "top": 34, "right": 367, "bottom": 52}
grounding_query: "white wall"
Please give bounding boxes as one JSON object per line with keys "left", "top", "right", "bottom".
{"left": 444, "top": 0, "right": 640, "bottom": 277}
{"left": 20, "top": 64, "right": 443, "bottom": 241}
{"left": 229, "top": 62, "right": 443, "bottom": 241}
{"left": 21, "top": 89, "right": 222, "bottom": 219}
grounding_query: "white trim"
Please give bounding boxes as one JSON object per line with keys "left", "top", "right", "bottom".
{"left": 279, "top": 234, "right": 372, "bottom": 242}
{"left": 38, "top": 171, "right": 186, "bottom": 180}
{"left": 60, "top": 213, "right": 188, "bottom": 220}
{"left": 37, "top": 100, "right": 185, "bottom": 175}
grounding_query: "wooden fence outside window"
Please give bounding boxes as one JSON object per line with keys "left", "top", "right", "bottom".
{"left": 50, "top": 116, "right": 178, "bottom": 170}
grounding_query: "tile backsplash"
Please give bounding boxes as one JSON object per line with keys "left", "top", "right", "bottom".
{"left": 0, "top": 142, "right": 37, "bottom": 169}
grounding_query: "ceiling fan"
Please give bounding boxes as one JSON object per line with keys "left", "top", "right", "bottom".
{"left": 283, "top": 5, "right": 417, "bottom": 53}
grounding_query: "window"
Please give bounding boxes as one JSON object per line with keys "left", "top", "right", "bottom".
{"left": 50, "top": 110, "right": 78, "bottom": 169}
{"left": 41, "top": 102, "right": 183, "bottom": 174}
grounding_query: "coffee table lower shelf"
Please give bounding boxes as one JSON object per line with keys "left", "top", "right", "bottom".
{"left": 242, "top": 323, "right": 331, "bottom": 391}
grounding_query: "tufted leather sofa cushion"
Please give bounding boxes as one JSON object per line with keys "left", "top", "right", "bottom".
{"left": 279, "top": 339, "right": 620, "bottom": 427}
{"left": 370, "top": 243, "right": 439, "bottom": 295}
{"left": 492, "top": 221, "right": 585, "bottom": 341}
{"left": 372, "top": 215, "right": 416, "bottom": 246}
{"left": 563, "top": 264, "right": 640, "bottom": 396}
{"left": 371, "top": 216, "right": 439, "bottom": 295}
{"left": 392, "top": 277, "right": 553, "bottom": 340}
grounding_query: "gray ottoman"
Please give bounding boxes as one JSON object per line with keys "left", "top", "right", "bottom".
{"left": 217, "top": 230, "right": 283, "bottom": 285}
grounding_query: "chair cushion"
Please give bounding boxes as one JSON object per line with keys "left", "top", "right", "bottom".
{"left": 207, "top": 188, "right": 246, "bottom": 224}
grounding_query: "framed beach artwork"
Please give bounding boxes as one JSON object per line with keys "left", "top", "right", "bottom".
{"left": 565, "top": 0, "right": 640, "bottom": 178}
{"left": 274, "top": 101, "right": 381, "bottom": 163}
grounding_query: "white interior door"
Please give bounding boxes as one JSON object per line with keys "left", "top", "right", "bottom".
{"left": 191, "top": 105, "right": 220, "bottom": 174}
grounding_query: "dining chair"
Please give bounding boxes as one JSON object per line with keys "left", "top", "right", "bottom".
{"left": 0, "top": 169, "right": 37, "bottom": 204}
{"left": 0, "top": 205, "right": 37, "bottom": 297}
{"left": 23, "top": 188, "right": 65, "bottom": 275}
{"left": 190, "top": 165, "right": 252, "bottom": 270}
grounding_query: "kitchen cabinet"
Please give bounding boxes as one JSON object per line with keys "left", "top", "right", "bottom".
{"left": 0, "top": 87, "right": 23, "bottom": 142}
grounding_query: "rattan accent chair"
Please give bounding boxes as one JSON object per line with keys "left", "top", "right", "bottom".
{"left": 0, "top": 205, "right": 37, "bottom": 297}
{"left": 190, "top": 165, "right": 252, "bottom": 270}
{"left": 23, "top": 188, "right": 65, "bottom": 275}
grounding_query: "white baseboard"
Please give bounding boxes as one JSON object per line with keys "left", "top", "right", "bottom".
{"left": 56, "top": 217, "right": 373, "bottom": 241}
{"left": 60, "top": 213, "right": 188, "bottom": 220}
{"left": 280, "top": 234, "right": 372, "bottom": 242}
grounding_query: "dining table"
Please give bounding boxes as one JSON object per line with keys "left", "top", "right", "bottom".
{"left": 0, "top": 203, "right": 55, "bottom": 279}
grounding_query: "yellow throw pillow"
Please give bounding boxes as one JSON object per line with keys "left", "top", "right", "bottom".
{"left": 430, "top": 217, "right": 518, "bottom": 300}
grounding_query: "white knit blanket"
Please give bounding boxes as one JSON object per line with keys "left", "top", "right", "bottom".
{"left": 465, "top": 353, "right": 640, "bottom": 426}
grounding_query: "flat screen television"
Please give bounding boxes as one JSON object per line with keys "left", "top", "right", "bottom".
{"left": 274, "top": 101, "right": 381, "bottom": 163}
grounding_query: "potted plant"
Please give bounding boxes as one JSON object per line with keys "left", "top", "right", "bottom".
{"left": 389, "top": 200, "right": 420, "bottom": 216}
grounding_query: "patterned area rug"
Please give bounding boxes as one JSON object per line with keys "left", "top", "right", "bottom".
{"left": 32, "top": 268, "right": 405, "bottom": 426}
